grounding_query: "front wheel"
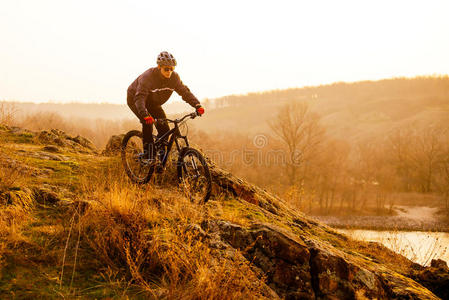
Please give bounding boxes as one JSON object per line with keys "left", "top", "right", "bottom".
{"left": 121, "top": 130, "right": 154, "bottom": 184}
{"left": 177, "top": 148, "right": 212, "bottom": 204}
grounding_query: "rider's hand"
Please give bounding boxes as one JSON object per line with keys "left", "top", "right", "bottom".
{"left": 144, "top": 115, "right": 155, "bottom": 125}
{"left": 196, "top": 105, "right": 205, "bottom": 116}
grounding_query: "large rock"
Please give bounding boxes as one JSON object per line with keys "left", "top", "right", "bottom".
{"left": 69, "top": 135, "right": 96, "bottom": 151}
{"left": 203, "top": 220, "right": 315, "bottom": 299}
{"left": 209, "top": 161, "right": 285, "bottom": 216}
{"left": 200, "top": 220, "right": 439, "bottom": 299}
{"left": 103, "top": 134, "right": 125, "bottom": 156}
{"left": 32, "top": 186, "right": 61, "bottom": 205}
{"left": 411, "top": 259, "right": 449, "bottom": 299}
{"left": 198, "top": 160, "right": 441, "bottom": 299}
{"left": 37, "top": 129, "right": 97, "bottom": 154}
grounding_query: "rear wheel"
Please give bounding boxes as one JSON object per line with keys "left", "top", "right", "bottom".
{"left": 121, "top": 130, "right": 154, "bottom": 184}
{"left": 177, "top": 147, "right": 212, "bottom": 204}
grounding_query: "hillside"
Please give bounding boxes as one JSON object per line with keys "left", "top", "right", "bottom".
{"left": 0, "top": 125, "right": 447, "bottom": 299}
{"left": 193, "top": 76, "right": 449, "bottom": 142}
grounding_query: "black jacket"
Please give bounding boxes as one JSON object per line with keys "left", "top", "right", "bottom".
{"left": 128, "top": 67, "right": 200, "bottom": 119}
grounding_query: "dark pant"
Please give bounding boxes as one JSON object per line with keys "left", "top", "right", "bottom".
{"left": 127, "top": 91, "right": 170, "bottom": 145}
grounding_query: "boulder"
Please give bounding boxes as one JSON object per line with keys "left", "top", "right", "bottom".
{"left": 42, "top": 145, "right": 61, "bottom": 153}
{"left": 37, "top": 129, "right": 97, "bottom": 154}
{"left": 200, "top": 220, "right": 439, "bottom": 299}
{"left": 411, "top": 259, "right": 449, "bottom": 299}
{"left": 32, "top": 186, "right": 61, "bottom": 205}
{"left": 8, "top": 127, "right": 36, "bottom": 136}
{"left": 69, "top": 135, "right": 96, "bottom": 150}
{"left": 103, "top": 134, "right": 125, "bottom": 156}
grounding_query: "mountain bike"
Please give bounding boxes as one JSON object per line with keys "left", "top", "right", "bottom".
{"left": 121, "top": 111, "right": 212, "bottom": 203}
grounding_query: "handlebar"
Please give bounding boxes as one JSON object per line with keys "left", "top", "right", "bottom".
{"left": 155, "top": 111, "right": 199, "bottom": 125}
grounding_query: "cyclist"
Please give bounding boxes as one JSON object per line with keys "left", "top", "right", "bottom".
{"left": 127, "top": 51, "right": 205, "bottom": 160}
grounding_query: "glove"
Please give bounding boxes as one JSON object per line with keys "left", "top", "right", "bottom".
{"left": 196, "top": 106, "right": 205, "bottom": 116}
{"left": 144, "top": 115, "right": 155, "bottom": 125}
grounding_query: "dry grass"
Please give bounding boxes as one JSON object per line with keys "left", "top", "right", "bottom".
{"left": 0, "top": 160, "right": 25, "bottom": 193}
{"left": 0, "top": 148, "right": 269, "bottom": 298}
{"left": 0, "top": 149, "right": 34, "bottom": 260}
{"left": 0, "top": 187, "right": 35, "bottom": 280}
{"left": 51, "top": 158, "right": 270, "bottom": 298}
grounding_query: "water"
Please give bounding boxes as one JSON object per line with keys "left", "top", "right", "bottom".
{"left": 338, "top": 229, "right": 449, "bottom": 266}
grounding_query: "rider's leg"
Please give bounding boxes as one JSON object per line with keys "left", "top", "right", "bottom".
{"left": 147, "top": 105, "right": 170, "bottom": 161}
{"left": 142, "top": 122, "right": 154, "bottom": 160}
{"left": 127, "top": 91, "right": 155, "bottom": 160}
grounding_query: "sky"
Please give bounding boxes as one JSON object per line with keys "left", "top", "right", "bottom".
{"left": 1, "top": 0, "right": 448, "bottom": 104}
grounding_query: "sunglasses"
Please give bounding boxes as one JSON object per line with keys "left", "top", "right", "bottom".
{"left": 163, "top": 67, "right": 174, "bottom": 72}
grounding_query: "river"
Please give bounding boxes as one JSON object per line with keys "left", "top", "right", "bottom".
{"left": 338, "top": 229, "right": 449, "bottom": 266}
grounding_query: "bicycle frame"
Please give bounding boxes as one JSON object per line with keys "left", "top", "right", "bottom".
{"left": 153, "top": 119, "right": 190, "bottom": 167}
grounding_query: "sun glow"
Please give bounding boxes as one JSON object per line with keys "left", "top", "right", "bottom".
{"left": 0, "top": 0, "right": 448, "bottom": 103}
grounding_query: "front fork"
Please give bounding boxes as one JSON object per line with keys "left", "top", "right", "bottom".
{"left": 174, "top": 136, "right": 200, "bottom": 178}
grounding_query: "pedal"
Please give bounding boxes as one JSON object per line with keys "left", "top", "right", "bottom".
{"left": 140, "top": 157, "right": 158, "bottom": 167}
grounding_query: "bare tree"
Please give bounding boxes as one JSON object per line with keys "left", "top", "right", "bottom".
{"left": 435, "top": 133, "right": 449, "bottom": 214}
{"left": 268, "top": 101, "right": 325, "bottom": 187}
{"left": 437, "top": 158, "right": 449, "bottom": 213}
{"left": 388, "top": 127, "right": 414, "bottom": 191}
{"left": 409, "top": 126, "right": 446, "bottom": 193}
{"left": 388, "top": 125, "right": 447, "bottom": 193}
{"left": 313, "top": 139, "right": 350, "bottom": 213}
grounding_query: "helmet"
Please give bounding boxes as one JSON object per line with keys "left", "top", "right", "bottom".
{"left": 157, "top": 51, "right": 177, "bottom": 67}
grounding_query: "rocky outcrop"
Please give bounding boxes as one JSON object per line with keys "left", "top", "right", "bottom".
{"left": 208, "top": 161, "right": 290, "bottom": 217}
{"left": 37, "top": 129, "right": 97, "bottom": 154}
{"left": 42, "top": 145, "right": 61, "bottom": 153}
{"left": 16, "top": 150, "right": 70, "bottom": 161}
{"left": 0, "top": 153, "right": 50, "bottom": 178}
{"left": 103, "top": 134, "right": 125, "bottom": 156}
{"left": 199, "top": 220, "right": 439, "bottom": 299}
{"left": 193, "top": 160, "right": 442, "bottom": 299}
{"left": 1, "top": 125, "right": 97, "bottom": 154}
{"left": 6, "top": 126, "right": 35, "bottom": 136}
{"left": 411, "top": 259, "right": 449, "bottom": 299}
